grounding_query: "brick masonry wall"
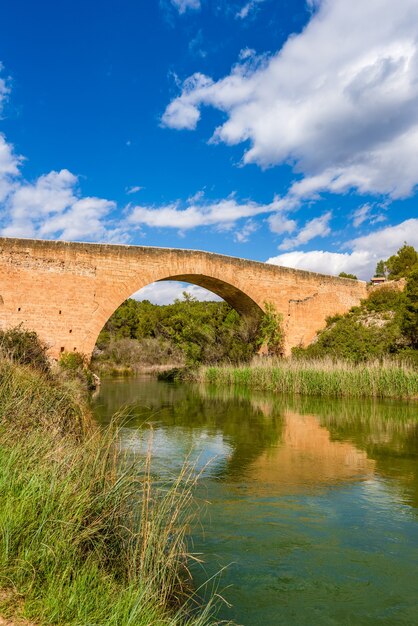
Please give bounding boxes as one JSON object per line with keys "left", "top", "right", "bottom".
{"left": 0, "top": 238, "right": 368, "bottom": 359}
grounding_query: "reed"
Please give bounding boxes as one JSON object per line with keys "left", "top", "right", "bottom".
{"left": 194, "top": 357, "right": 418, "bottom": 399}
{"left": 0, "top": 358, "right": 224, "bottom": 625}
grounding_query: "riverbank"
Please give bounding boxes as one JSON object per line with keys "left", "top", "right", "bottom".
{"left": 0, "top": 356, "right": 219, "bottom": 625}
{"left": 191, "top": 358, "right": 418, "bottom": 399}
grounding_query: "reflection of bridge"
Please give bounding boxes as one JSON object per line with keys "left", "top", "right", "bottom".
{"left": 0, "top": 237, "right": 367, "bottom": 359}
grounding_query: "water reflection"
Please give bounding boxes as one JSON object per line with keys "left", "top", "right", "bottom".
{"left": 247, "top": 411, "right": 374, "bottom": 496}
{"left": 92, "top": 378, "right": 418, "bottom": 626}
{"left": 93, "top": 378, "right": 418, "bottom": 505}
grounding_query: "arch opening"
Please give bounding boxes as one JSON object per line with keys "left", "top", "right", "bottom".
{"left": 91, "top": 274, "right": 264, "bottom": 371}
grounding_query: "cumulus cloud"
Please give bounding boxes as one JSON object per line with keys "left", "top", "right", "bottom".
{"left": 267, "top": 249, "right": 372, "bottom": 278}
{"left": 170, "top": 0, "right": 201, "bottom": 14}
{"left": 128, "top": 195, "right": 287, "bottom": 234}
{"left": 163, "top": 0, "right": 418, "bottom": 204}
{"left": 133, "top": 281, "right": 222, "bottom": 304}
{"left": 0, "top": 164, "right": 125, "bottom": 242}
{"left": 267, "top": 217, "right": 418, "bottom": 279}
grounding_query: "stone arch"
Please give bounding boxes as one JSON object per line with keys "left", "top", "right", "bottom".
{"left": 87, "top": 272, "right": 264, "bottom": 359}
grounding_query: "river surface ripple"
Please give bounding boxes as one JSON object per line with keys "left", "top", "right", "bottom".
{"left": 92, "top": 377, "right": 418, "bottom": 626}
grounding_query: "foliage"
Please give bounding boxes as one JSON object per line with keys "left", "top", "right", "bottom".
{"left": 339, "top": 272, "right": 358, "bottom": 280}
{"left": 0, "top": 325, "right": 50, "bottom": 373}
{"left": 97, "top": 295, "right": 260, "bottom": 367}
{"left": 379, "top": 243, "right": 418, "bottom": 280}
{"left": 294, "top": 244, "right": 418, "bottom": 363}
{"left": 257, "top": 302, "right": 284, "bottom": 356}
{"left": 292, "top": 285, "right": 407, "bottom": 363}
{"left": 59, "top": 350, "right": 86, "bottom": 371}
{"left": 375, "top": 259, "right": 386, "bottom": 277}
{"left": 58, "top": 351, "right": 97, "bottom": 391}
{"left": 402, "top": 267, "right": 418, "bottom": 348}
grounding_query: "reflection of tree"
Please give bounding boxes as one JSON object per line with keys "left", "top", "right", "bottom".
{"left": 93, "top": 379, "right": 285, "bottom": 479}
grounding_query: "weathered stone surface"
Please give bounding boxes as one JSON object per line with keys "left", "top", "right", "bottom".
{"left": 0, "top": 237, "right": 368, "bottom": 358}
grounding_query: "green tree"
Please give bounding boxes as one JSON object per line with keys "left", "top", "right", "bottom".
{"left": 258, "top": 302, "right": 284, "bottom": 356}
{"left": 385, "top": 244, "right": 418, "bottom": 279}
{"left": 97, "top": 295, "right": 261, "bottom": 366}
{"left": 375, "top": 260, "right": 386, "bottom": 277}
{"left": 339, "top": 272, "right": 358, "bottom": 280}
{"left": 402, "top": 268, "right": 418, "bottom": 348}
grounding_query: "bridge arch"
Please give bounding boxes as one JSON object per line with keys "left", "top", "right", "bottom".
{"left": 87, "top": 272, "right": 264, "bottom": 360}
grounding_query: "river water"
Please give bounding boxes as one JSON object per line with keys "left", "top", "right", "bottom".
{"left": 92, "top": 377, "right": 418, "bottom": 626}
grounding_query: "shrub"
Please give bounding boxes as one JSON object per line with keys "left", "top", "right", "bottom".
{"left": 59, "top": 351, "right": 86, "bottom": 371}
{"left": 0, "top": 325, "right": 49, "bottom": 373}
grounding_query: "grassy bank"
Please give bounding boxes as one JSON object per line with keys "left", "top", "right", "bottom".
{"left": 193, "top": 358, "right": 418, "bottom": 400}
{"left": 0, "top": 357, "right": 220, "bottom": 625}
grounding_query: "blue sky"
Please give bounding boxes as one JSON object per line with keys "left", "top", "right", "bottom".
{"left": 1, "top": 0, "right": 418, "bottom": 301}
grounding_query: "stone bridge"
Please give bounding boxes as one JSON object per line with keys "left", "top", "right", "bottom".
{"left": 0, "top": 237, "right": 368, "bottom": 359}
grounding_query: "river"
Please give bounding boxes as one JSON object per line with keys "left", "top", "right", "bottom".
{"left": 92, "top": 377, "right": 418, "bottom": 626}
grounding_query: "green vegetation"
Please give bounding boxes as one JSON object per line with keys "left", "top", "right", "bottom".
{"left": 293, "top": 245, "right": 418, "bottom": 364}
{"left": 194, "top": 358, "right": 418, "bottom": 400}
{"left": 0, "top": 332, "right": 223, "bottom": 625}
{"left": 0, "top": 324, "right": 50, "bottom": 373}
{"left": 293, "top": 285, "right": 406, "bottom": 362}
{"left": 376, "top": 243, "right": 418, "bottom": 279}
{"left": 402, "top": 268, "right": 418, "bottom": 348}
{"left": 338, "top": 272, "right": 358, "bottom": 280}
{"left": 95, "top": 295, "right": 260, "bottom": 371}
{"left": 257, "top": 302, "right": 284, "bottom": 356}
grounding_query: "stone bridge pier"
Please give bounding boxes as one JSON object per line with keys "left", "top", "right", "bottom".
{"left": 0, "top": 238, "right": 368, "bottom": 359}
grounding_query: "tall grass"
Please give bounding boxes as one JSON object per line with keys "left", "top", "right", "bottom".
{"left": 194, "top": 357, "right": 418, "bottom": 400}
{"left": 0, "top": 358, "right": 223, "bottom": 625}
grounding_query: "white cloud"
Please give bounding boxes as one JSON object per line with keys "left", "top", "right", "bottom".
{"left": 267, "top": 250, "right": 372, "bottom": 278}
{"left": 267, "top": 217, "right": 418, "bottom": 279}
{"left": 163, "top": 0, "right": 418, "bottom": 204}
{"left": 0, "top": 136, "right": 128, "bottom": 242}
{"left": 37, "top": 197, "right": 123, "bottom": 242}
{"left": 352, "top": 204, "right": 372, "bottom": 228}
{"left": 236, "top": 0, "right": 265, "bottom": 20}
{"left": 0, "top": 64, "right": 11, "bottom": 115}
{"left": 349, "top": 218, "right": 418, "bottom": 258}
{"left": 170, "top": 0, "right": 200, "bottom": 14}
{"left": 128, "top": 195, "right": 284, "bottom": 234}
{"left": 0, "top": 134, "right": 21, "bottom": 202}
{"left": 0, "top": 166, "right": 126, "bottom": 242}
{"left": 234, "top": 219, "right": 258, "bottom": 242}
{"left": 133, "top": 281, "right": 222, "bottom": 305}
{"left": 278, "top": 211, "right": 332, "bottom": 250}
{"left": 268, "top": 212, "right": 297, "bottom": 235}
{"left": 126, "top": 185, "right": 143, "bottom": 195}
